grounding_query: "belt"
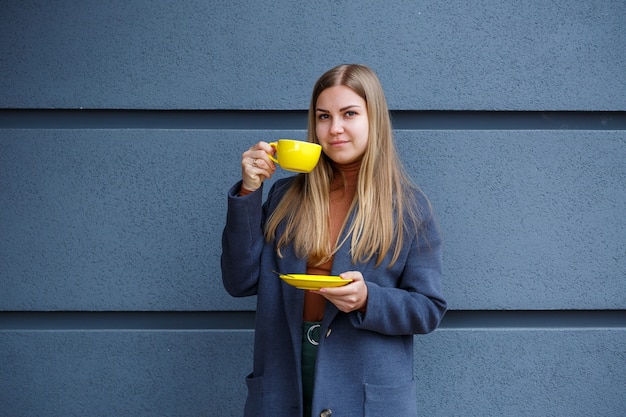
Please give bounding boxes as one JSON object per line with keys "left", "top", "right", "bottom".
{"left": 303, "top": 321, "right": 322, "bottom": 346}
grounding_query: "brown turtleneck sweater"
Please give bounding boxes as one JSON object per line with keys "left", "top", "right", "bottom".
{"left": 303, "top": 160, "right": 360, "bottom": 322}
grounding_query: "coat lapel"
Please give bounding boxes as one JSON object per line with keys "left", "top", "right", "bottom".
{"left": 277, "top": 244, "right": 306, "bottom": 358}
{"left": 323, "top": 216, "right": 358, "bottom": 328}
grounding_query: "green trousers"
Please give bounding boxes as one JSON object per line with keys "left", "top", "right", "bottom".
{"left": 302, "top": 321, "right": 321, "bottom": 417}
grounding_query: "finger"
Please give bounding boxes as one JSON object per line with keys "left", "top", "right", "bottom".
{"left": 243, "top": 148, "right": 276, "bottom": 171}
{"left": 318, "top": 282, "right": 357, "bottom": 297}
{"left": 341, "top": 271, "right": 363, "bottom": 279}
{"left": 248, "top": 142, "right": 276, "bottom": 163}
{"left": 241, "top": 159, "right": 265, "bottom": 191}
{"left": 250, "top": 155, "right": 276, "bottom": 172}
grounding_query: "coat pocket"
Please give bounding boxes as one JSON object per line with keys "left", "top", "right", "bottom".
{"left": 243, "top": 373, "right": 263, "bottom": 417}
{"left": 364, "top": 379, "right": 418, "bottom": 416}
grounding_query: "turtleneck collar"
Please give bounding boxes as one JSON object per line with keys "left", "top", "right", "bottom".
{"left": 334, "top": 159, "right": 362, "bottom": 174}
{"left": 330, "top": 159, "right": 361, "bottom": 191}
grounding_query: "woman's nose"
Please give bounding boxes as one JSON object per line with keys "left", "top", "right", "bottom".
{"left": 330, "top": 119, "right": 344, "bottom": 134}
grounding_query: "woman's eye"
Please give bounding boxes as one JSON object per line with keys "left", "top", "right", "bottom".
{"left": 318, "top": 114, "right": 329, "bottom": 120}
{"left": 345, "top": 111, "right": 357, "bottom": 117}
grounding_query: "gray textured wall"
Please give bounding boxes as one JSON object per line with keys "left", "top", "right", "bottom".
{"left": 1, "top": 1, "right": 625, "bottom": 416}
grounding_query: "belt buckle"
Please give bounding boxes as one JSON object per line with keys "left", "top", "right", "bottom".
{"left": 306, "top": 324, "right": 321, "bottom": 346}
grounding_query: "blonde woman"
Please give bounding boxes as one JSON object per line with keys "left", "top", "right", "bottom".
{"left": 222, "top": 64, "right": 447, "bottom": 417}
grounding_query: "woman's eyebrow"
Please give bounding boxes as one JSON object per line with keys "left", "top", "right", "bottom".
{"left": 315, "top": 105, "right": 362, "bottom": 112}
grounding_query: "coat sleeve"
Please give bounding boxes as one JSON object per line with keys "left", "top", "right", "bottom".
{"left": 220, "top": 181, "right": 266, "bottom": 297}
{"left": 350, "top": 201, "right": 447, "bottom": 335}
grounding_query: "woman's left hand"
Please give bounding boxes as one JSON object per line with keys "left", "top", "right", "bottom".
{"left": 313, "top": 271, "right": 368, "bottom": 314}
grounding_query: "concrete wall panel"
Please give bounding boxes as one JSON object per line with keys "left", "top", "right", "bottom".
{"left": 1, "top": 0, "right": 624, "bottom": 110}
{"left": 1, "top": 329, "right": 623, "bottom": 417}
{"left": 2, "top": 129, "right": 624, "bottom": 311}
{"left": 414, "top": 329, "right": 626, "bottom": 416}
{"left": 398, "top": 130, "right": 626, "bottom": 309}
{"left": 0, "top": 331, "right": 252, "bottom": 417}
{"left": 0, "top": 129, "right": 298, "bottom": 311}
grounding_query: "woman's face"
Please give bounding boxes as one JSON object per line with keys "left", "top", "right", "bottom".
{"left": 315, "top": 85, "right": 369, "bottom": 165}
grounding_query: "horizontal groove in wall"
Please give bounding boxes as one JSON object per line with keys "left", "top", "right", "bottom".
{"left": 0, "top": 110, "right": 625, "bottom": 130}
{"left": 0, "top": 311, "right": 256, "bottom": 331}
{"left": 0, "top": 310, "right": 624, "bottom": 331}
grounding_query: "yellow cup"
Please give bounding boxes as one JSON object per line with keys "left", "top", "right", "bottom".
{"left": 268, "top": 139, "right": 322, "bottom": 173}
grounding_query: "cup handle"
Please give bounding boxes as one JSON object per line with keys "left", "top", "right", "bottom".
{"left": 268, "top": 142, "right": 279, "bottom": 163}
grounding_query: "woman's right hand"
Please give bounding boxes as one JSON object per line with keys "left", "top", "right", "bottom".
{"left": 241, "top": 141, "right": 277, "bottom": 192}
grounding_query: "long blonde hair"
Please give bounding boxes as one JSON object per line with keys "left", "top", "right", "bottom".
{"left": 265, "top": 64, "right": 424, "bottom": 267}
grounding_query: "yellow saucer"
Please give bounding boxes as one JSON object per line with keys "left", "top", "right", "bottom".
{"left": 279, "top": 274, "right": 352, "bottom": 290}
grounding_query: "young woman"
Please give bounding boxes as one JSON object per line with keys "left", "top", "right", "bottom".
{"left": 221, "top": 64, "right": 447, "bottom": 417}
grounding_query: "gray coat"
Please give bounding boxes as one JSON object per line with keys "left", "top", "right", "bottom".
{"left": 221, "top": 177, "right": 447, "bottom": 417}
